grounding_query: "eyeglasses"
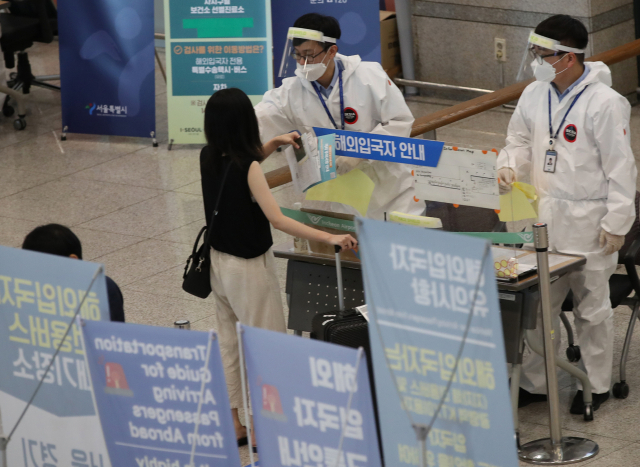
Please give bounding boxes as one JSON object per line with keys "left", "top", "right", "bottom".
{"left": 290, "top": 48, "right": 327, "bottom": 63}
{"left": 529, "top": 47, "right": 566, "bottom": 64}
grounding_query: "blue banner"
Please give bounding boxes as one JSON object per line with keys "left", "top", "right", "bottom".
{"left": 271, "top": 0, "right": 381, "bottom": 88}
{"left": 82, "top": 321, "right": 241, "bottom": 467}
{"left": 0, "top": 245, "right": 110, "bottom": 466}
{"left": 58, "top": 0, "right": 156, "bottom": 138}
{"left": 240, "top": 324, "right": 382, "bottom": 467}
{"left": 314, "top": 127, "right": 444, "bottom": 167}
{"left": 357, "top": 219, "right": 518, "bottom": 467}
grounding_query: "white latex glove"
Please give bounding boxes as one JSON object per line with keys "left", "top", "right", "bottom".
{"left": 599, "top": 229, "right": 625, "bottom": 255}
{"left": 497, "top": 167, "right": 516, "bottom": 195}
{"left": 336, "top": 156, "right": 362, "bottom": 175}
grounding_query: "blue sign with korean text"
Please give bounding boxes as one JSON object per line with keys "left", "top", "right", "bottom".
{"left": 0, "top": 245, "right": 110, "bottom": 467}
{"left": 0, "top": 245, "right": 109, "bottom": 416}
{"left": 314, "top": 127, "right": 444, "bottom": 167}
{"left": 58, "top": 0, "right": 156, "bottom": 138}
{"left": 357, "top": 219, "right": 518, "bottom": 467}
{"left": 271, "top": 0, "right": 381, "bottom": 88}
{"left": 240, "top": 324, "right": 382, "bottom": 467}
{"left": 82, "top": 321, "right": 241, "bottom": 467}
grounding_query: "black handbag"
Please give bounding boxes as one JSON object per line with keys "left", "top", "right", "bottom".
{"left": 182, "top": 161, "right": 232, "bottom": 298}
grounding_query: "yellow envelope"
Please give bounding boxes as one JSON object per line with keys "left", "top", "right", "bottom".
{"left": 305, "top": 169, "right": 375, "bottom": 216}
{"left": 498, "top": 182, "right": 538, "bottom": 222}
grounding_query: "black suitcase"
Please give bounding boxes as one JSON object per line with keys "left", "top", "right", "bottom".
{"left": 310, "top": 246, "right": 384, "bottom": 464}
{"left": 310, "top": 246, "right": 369, "bottom": 346}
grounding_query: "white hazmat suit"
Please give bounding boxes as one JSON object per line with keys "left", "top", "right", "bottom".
{"left": 497, "top": 61, "right": 637, "bottom": 394}
{"left": 255, "top": 53, "right": 422, "bottom": 219}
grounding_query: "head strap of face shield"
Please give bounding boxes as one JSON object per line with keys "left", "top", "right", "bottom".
{"left": 287, "top": 27, "right": 336, "bottom": 44}
{"left": 529, "top": 32, "right": 586, "bottom": 54}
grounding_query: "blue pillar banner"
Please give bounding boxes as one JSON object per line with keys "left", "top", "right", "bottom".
{"left": 271, "top": 0, "right": 381, "bottom": 88}
{"left": 0, "top": 245, "right": 110, "bottom": 467}
{"left": 240, "top": 324, "right": 383, "bottom": 467}
{"left": 82, "top": 321, "right": 241, "bottom": 467}
{"left": 357, "top": 219, "right": 519, "bottom": 467}
{"left": 58, "top": 0, "right": 156, "bottom": 138}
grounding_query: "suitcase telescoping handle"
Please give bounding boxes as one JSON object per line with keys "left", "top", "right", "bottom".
{"left": 335, "top": 245, "right": 345, "bottom": 312}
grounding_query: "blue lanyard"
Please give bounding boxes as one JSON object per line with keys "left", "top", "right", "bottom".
{"left": 548, "top": 85, "right": 588, "bottom": 141}
{"left": 311, "top": 61, "right": 345, "bottom": 130}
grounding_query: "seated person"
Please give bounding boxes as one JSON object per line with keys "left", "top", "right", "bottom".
{"left": 22, "top": 224, "right": 124, "bottom": 322}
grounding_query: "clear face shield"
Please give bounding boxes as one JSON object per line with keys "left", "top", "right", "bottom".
{"left": 278, "top": 27, "right": 337, "bottom": 80}
{"left": 516, "top": 31, "right": 586, "bottom": 82}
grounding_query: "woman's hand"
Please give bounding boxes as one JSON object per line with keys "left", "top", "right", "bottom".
{"left": 327, "top": 234, "right": 358, "bottom": 251}
{"left": 275, "top": 131, "right": 300, "bottom": 149}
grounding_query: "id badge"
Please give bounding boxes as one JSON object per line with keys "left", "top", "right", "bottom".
{"left": 544, "top": 150, "right": 557, "bottom": 173}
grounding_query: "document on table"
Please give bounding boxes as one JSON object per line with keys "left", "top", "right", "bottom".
{"left": 414, "top": 146, "right": 499, "bottom": 209}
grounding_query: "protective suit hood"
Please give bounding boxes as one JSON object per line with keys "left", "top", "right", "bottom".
{"left": 580, "top": 61, "right": 612, "bottom": 88}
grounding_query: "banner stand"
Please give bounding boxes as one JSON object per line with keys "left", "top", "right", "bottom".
{"left": 0, "top": 265, "right": 103, "bottom": 464}
{"left": 61, "top": 126, "right": 159, "bottom": 148}
{"left": 236, "top": 323, "right": 257, "bottom": 467}
{"left": 0, "top": 408, "right": 7, "bottom": 467}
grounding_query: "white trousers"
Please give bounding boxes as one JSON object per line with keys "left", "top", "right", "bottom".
{"left": 520, "top": 265, "right": 616, "bottom": 394}
{"left": 209, "top": 248, "right": 286, "bottom": 408}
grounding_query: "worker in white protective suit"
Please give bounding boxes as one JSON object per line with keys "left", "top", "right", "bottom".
{"left": 254, "top": 13, "right": 422, "bottom": 220}
{"left": 498, "top": 15, "right": 637, "bottom": 414}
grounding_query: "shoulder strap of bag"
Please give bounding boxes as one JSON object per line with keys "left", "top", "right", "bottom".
{"left": 199, "top": 158, "right": 233, "bottom": 261}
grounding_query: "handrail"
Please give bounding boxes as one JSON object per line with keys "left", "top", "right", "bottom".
{"left": 262, "top": 38, "right": 640, "bottom": 188}
{"left": 410, "top": 38, "right": 640, "bottom": 136}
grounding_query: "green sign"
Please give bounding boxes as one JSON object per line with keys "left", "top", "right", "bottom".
{"left": 458, "top": 231, "right": 534, "bottom": 244}
{"left": 164, "top": 0, "right": 272, "bottom": 145}
{"left": 281, "top": 208, "right": 356, "bottom": 233}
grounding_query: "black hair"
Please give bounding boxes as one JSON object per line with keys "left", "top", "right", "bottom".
{"left": 203, "top": 88, "right": 264, "bottom": 169}
{"left": 535, "top": 15, "right": 588, "bottom": 63}
{"left": 22, "top": 224, "right": 83, "bottom": 259}
{"left": 292, "top": 13, "right": 341, "bottom": 48}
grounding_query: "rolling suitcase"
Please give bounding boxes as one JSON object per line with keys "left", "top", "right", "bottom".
{"left": 310, "top": 246, "right": 369, "bottom": 347}
{"left": 310, "top": 246, "right": 384, "bottom": 464}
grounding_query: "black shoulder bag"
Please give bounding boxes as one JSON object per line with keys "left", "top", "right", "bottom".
{"left": 182, "top": 161, "right": 232, "bottom": 298}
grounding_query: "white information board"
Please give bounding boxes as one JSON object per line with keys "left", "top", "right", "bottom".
{"left": 414, "top": 146, "right": 499, "bottom": 209}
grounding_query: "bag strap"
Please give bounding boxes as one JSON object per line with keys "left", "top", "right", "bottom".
{"left": 199, "top": 158, "right": 233, "bottom": 261}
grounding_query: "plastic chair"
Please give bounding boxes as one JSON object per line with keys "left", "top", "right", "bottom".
{"left": 560, "top": 191, "right": 640, "bottom": 399}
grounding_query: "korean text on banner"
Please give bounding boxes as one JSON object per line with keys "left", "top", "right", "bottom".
{"left": 240, "top": 324, "right": 382, "bottom": 467}
{"left": 314, "top": 127, "right": 444, "bottom": 168}
{"left": 271, "top": 0, "right": 381, "bottom": 88}
{"left": 58, "top": 0, "right": 156, "bottom": 138}
{"left": 82, "top": 321, "right": 240, "bottom": 467}
{"left": 357, "top": 220, "right": 518, "bottom": 467}
{"left": 0, "top": 245, "right": 110, "bottom": 467}
{"left": 164, "top": 0, "right": 273, "bottom": 144}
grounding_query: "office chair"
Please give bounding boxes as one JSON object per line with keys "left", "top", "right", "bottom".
{"left": 0, "top": 0, "right": 58, "bottom": 129}
{"left": 560, "top": 191, "right": 640, "bottom": 399}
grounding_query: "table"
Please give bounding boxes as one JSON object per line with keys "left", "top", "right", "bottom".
{"left": 0, "top": 1, "right": 10, "bottom": 10}
{"left": 273, "top": 241, "right": 586, "bottom": 363}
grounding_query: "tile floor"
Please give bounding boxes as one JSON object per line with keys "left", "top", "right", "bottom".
{"left": 2, "top": 41, "right": 640, "bottom": 466}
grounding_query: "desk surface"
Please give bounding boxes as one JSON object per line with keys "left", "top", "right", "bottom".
{"left": 272, "top": 241, "right": 586, "bottom": 292}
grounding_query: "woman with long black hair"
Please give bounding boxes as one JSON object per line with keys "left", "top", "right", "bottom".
{"left": 200, "top": 88, "right": 357, "bottom": 447}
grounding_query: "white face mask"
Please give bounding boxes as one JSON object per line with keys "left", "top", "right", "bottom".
{"left": 531, "top": 56, "right": 568, "bottom": 82}
{"left": 295, "top": 54, "right": 329, "bottom": 81}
